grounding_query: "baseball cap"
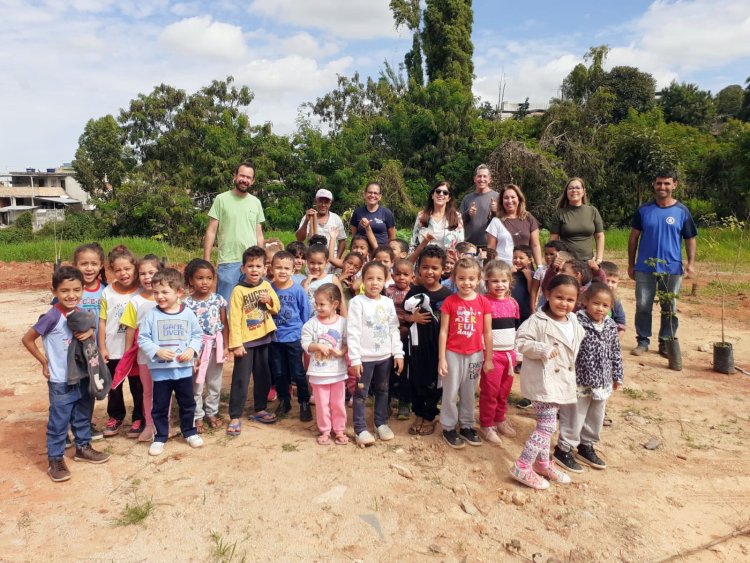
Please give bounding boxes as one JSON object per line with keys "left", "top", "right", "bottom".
{"left": 315, "top": 189, "right": 333, "bottom": 201}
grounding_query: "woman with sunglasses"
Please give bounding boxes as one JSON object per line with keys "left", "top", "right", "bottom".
{"left": 549, "top": 177, "right": 605, "bottom": 262}
{"left": 408, "top": 182, "right": 464, "bottom": 262}
{"left": 486, "top": 184, "right": 543, "bottom": 268}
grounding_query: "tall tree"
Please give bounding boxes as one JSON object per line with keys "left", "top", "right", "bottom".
{"left": 659, "top": 81, "right": 715, "bottom": 128}
{"left": 603, "top": 66, "right": 656, "bottom": 122}
{"left": 739, "top": 77, "right": 750, "bottom": 121}
{"left": 390, "top": 0, "right": 424, "bottom": 86}
{"left": 72, "top": 115, "right": 131, "bottom": 199}
{"left": 714, "top": 84, "right": 744, "bottom": 120}
{"left": 560, "top": 45, "right": 610, "bottom": 104}
{"left": 421, "top": 0, "right": 473, "bottom": 90}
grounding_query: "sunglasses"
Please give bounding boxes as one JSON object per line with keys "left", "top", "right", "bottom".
{"left": 434, "top": 189, "right": 450, "bottom": 196}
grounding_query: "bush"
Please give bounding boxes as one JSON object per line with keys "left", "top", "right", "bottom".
{"left": 37, "top": 210, "right": 109, "bottom": 241}
{"left": 0, "top": 225, "right": 34, "bottom": 244}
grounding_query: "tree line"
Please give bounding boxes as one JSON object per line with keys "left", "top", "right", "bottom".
{"left": 71, "top": 0, "right": 750, "bottom": 245}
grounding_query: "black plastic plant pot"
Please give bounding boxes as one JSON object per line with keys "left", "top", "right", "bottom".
{"left": 713, "top": 342, "right": 734, "bottom": 374}
{"left": 665, "top": 339, "right": 682, "bottom": 371}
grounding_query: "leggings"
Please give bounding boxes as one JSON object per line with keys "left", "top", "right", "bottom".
{"left": 516, "top": 401, "right": 558, "bottom": 470}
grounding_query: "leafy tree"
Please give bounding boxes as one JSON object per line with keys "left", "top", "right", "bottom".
{"left": 603, "top": 66, "right": 656, "bottom": 122}
{"left": 715, "top": 84, "right": 744, "bottom": 120}
{"left": 72, "top": 115, "right": 132, "bottom": 199}
{"left": 561, "top": 45, "right": 609, "bottom": 104}
{"left": 390, "top": 0, "right": 424, "bottom": 86}
{"left": 514, "top": 98, "right": 530, "bottom": 121}
{"left": 739, "top": 77, "right": 750, "bottom": 121}
{"left": 659, "top": 81, "right": 715, "bottom": 128}
{"left": 422, "top": 0, "right": 473, "bottom": 91}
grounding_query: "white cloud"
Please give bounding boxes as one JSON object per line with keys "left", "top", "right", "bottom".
{"left": 234, "top": 55, "right": 353, "bottom": 97}
{"left": 248, "top": 0, "right": 399, "bottom": 39}
{"left": 278, "top": 32, "right": 340, "bottom": 58}
{"left": 160, "top": 16, "right": 247, "bottom": 60}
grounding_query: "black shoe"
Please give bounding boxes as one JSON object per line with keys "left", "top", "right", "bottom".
{"left": 516, "top": 398, "right": 532, "bottom": 409}
{"left": 299, "top": 402, "right": 313, "bottom": 422}
{"left": 576, "top": 444, "right": 606, "bottom": 469}
{"left": 553, "top": 445, "right": 583, "bottom": 473}
{"left": 90, "top": 424, "right": 103, "bottom": 442}
{"left": 275, "top": 400, "right": 292, "bottom": 417}
{"left": 442, "top": 429, "right": 466, "bottom": 449}
{"left": 459, "top": 427, "right": 482, "bottom": 446}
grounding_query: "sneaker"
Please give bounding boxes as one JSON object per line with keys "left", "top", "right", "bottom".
{"left": 103, "top": 417, "right": 122, "bottom": 437}
{"left": 533, "top": 461, "right": 572, "bottom": 484}
{"left": 138, "top": 425, "right": 155, "bottom": 443}
{"left": 126, "top": 420, "right": 144, "bottom": 438}
{"left": 480, "top": 426, "right": 503, "bottom": 445}
{"left": 376, "top": 424, "right": 395, "bottom": 441}
{"left": 516, "top": 398, "right": 532, "bottom": 410}
{"left": 148, "top": 441, "right": 165, "bottom": 456}
{"left": 48, "top": 458, "right": 71, "bottom": 482}
{"left": 576, "top": 444, "right": 607, "bottom": 469}
{"left": 65, "top": 435, "right": 73, "bottom": 449}
{"left": 553, "top": 446, "right": 584, "bottom": 473}
{"left": 275, "top": 400, "right": 292, "bottom": 417}
{"left": 299, "top": 402, "right": 313, "bottom": 422}
{"left": 631, "top": 344, "right": 648, "bottom": 356}
{"left": 267, "top": 387, "right": 278, "bottom": 402}
{"left": 90, "top": 424, "right": 104, "bottom": 442}
{"left": 73, "top": 444, "right": 111, "bottom": 464}
{"left": 496, "top": 420, "right": 515, "bottom": 438}
{"left": 397, "top": 402, "right": 411, "bottom": 421}
{"left": 459, "top": 427, "right": 482, "bottom": 446}
{"left": 356, "top": 430, "right": 376, "bottom": 447}
{"left": 442, "top": 429, "right": 466, "bottom": 449}
{"left": 186, "top": 434, "right": 204, "bottom": 448}
{"left": 509, "top": 464, "right": 549, "bottom": 490}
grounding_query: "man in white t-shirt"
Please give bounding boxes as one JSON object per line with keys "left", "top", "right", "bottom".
{"left": 295, "top": 189, "right": 346, "bottom": 260}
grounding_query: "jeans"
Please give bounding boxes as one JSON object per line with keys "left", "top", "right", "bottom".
{"left": 634, "top": 271, "right": 683, "bottom": 348}
{"left": 48, "top": 379, "right": 93, "bottom": 459}
{"left": 152, "top": 376, "right": 197, "bottom": 443}
{"left": 217, "top": 262, "right": 242, "bottom": 305}
{"left": 228, "top": 344, "right": 271, "bottom": 418}
{"left": 353, "top": 359, "right": 391, "bottom": 434}
{"left": 269, "top": 340, "right": 310, "bottom": 404}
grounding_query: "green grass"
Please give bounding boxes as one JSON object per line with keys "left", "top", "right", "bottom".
{"left": 113, "top": 497, "right": 154, "bottom": 526}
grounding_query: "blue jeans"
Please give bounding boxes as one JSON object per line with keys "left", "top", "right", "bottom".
{"left": 217, "top": 262, "right": 242, "bottom": 305}
{"left": 48, "top": 379, "right": 93, "bottom": 459}
{"left": 353, "top": 359, "right": 391, "bottom": 434}
{"left": 269, "top": 340, "right": 310, "bottom": 404}
{"left": 634, "top": 270, "right": 683, "bottom": 348}
{"left": 152, "top": 376, "right": 197, "bottom": 443}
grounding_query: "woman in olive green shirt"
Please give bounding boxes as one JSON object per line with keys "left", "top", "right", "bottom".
{"left": 549, "top": 177, "right": 605, "bottom": 262}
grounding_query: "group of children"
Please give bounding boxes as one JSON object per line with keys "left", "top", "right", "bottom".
{"left": 23, "top": 234, "right": 625, "bottom": 491}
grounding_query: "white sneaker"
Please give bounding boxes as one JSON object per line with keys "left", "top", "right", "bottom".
{"left": 186, "top": 434, "right": 204, "bottom": 448}
{"left": 148, "top": 441, "right": 165, "bottom": 456}
{"left": 480, "top": 426, "right": 503, "bottom": 445}
{"left": 356, "top": 430, "right": 376, "bottom": 446}
{"left": 533, "top": 461, "right": 572, "bottom": 485}
{"left": 376, "top": 424, "right": 395, "bottom": 441}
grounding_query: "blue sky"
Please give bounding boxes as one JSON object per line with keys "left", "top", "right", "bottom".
{"left": 2, "top": 0, "right": 749, "bottom": 171}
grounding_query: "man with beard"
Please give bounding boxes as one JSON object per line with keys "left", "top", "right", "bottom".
{"left": 204, "top": 162, "right": 266, "bottom": 302}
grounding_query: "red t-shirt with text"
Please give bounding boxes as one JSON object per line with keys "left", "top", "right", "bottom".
{"left": 442, "top": 293, "right": 491, "bottom": 355}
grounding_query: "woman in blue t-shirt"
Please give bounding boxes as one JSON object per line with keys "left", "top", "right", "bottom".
{"left": 349, "top": 182, "right": 396, "bottom": 249}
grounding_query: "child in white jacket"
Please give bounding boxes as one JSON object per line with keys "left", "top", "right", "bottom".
{"left": 347, "top": 262, "right": 404, "bottom": 447}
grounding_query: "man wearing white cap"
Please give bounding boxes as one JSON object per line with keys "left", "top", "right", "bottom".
{"left": 295, "top": 188, "right": 347, "bottom": 261}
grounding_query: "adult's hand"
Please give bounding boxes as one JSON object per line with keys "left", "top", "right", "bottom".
{"left": 468, "top": 202, "right": 477, "bottom": 217}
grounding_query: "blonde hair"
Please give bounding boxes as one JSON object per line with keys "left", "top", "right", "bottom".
{"left": 497, "top": 184, "right": 529, "bottom": 220}
{"left": 452, "top": 257, "right": 481, "bottom": 279}
{"left": 483, "top": 259, "right": 513, "bottom": 280}
{"left": 557, "top": 177, "right": 589, "bottom": 208}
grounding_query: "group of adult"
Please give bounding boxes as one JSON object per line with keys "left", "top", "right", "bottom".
{"left": 203, "top": 161, "right": 697, "bottom": 365}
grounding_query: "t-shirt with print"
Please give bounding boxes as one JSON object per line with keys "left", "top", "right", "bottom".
{"left": 99, "top": 284, "right": 140, "bottom": 360}
{"left": 53, "top": 280, "right": 106, "bottom": 337}
{"left": 298, "top": 212, "right": 346, "bottom": 258}
{"left": 33, "top": 305, "right": 74, "bottom": 384}
{"left": 120, "top": 294, "right": 158, "bottom": 364}
{"left": 350, "top": 206, "right": 395, "bottom": 246}
{"left": 183, "top": 293, "right": 227, "bottom": 336}
{"left": 632, "top": 200, "right": 697, "bottom": 275}
{"left": 272, "top": 282, "right": 310, "bottom": 343}
{"left": 300, "top": 315, "right": 348, "bottom": 384}
{"left": 207, "top": 190, "right": 265, "bottom": 264}
{"left": 441, "top": 293, "right": 491, "bottom": 355}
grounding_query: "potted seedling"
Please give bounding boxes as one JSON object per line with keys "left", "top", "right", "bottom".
{"left": 645, "top": 257, "right": 681, "bottom": 371}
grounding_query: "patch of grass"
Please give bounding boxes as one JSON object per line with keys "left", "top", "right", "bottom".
{"left": 209, "top": 531, "right": 245, "bottom": 563}
{"left": 682, "top": 433, "right": 709, "bottom": 450}
{"left": 281, "top": 442, "right": 299, "bottom": 452}
{"left": 113, "top": 496, "right": 154, "bottom": 527}
{"left": 622, "top": 387, "right": 659, "bottom": 401}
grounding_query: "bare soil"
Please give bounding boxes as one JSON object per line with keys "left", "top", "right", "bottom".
{"left": 1, "top": 261, "right": 749, "bottom": 562}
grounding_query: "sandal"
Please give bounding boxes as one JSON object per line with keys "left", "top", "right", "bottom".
{"left": 408, "top": 417, "right": 424, "bottom": 435}
{"left": 226, "top": 420, "right": 241, "bottom": 436}
{"left": 205, "top": 415, "right": 224, "bottom": 429}
{"left": 317, "top": 433, "right": 332, "bottom": 445}
{"left": 334, "top": 432, "right": 349, "bottom": 445}
{"left": 418, "top": 419, "right": 437, "bottom": 436}
{"left": 251, "top": 411, "right": 277, "bottom": 424}
{"left": 195, "top": 419, "right": 205, "bottom": 434}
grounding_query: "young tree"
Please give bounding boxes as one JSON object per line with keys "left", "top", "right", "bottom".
{"left": 72, "top": 115, "right": 132, "bottom": 199}
{"left": 715, "top": 84, "right": 744, "bottom": 120}
{"left": 659, "top": 81, "right": 716, "bottom": 128}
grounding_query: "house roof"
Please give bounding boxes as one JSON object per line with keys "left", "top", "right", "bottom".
{"left": 0, "top": 205, "right": 38, "bottom": 213}
{"left": 0, "top": 187, "right": 66, "bottom": 197}
{"left": 36, "top": 196, "right": 81, "bottom": 205}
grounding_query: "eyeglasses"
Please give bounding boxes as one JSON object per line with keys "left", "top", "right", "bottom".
{"left": 434, "top": 189, "right": 450, "bottom": 196}
{"left": 365, "top": 191, "right": 381, "bottom": 196}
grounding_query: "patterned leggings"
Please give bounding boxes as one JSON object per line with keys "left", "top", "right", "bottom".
{"left": 516, "top": 402, "right": 559, "bottom": 470}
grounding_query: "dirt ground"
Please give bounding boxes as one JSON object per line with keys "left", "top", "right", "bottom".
{"left": 0, "top": 260, "right": 749, "bottom": 562}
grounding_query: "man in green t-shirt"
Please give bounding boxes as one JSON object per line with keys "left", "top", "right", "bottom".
{"left": 203, "top": 162, "right": 266, "bottom": 302}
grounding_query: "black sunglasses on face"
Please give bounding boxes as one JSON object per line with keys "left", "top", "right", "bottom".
{"left": 434, "top": 189, "right": 450, "bottom": 196}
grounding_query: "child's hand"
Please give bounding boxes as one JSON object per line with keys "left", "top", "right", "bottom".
{"left": 257, "top": 291, "right": 271, "bottom": 305}
{"left": 546, "top": 346, "right": 559, "bottom": 360}
{"left": 177, "top": 348, "right": 195, "bottom": 363}
{"left": 587, "top": 259, "right": 599, "bottom": 272}
{"left": 423, "top": 231, "right": 436, "bottom": 243}
{"left": 73, "top": 329, "right": 94, "bottom": 341}
{"left": 101, "top": 346, "right": 109, "bottom": 362}
{"left": 317, "top": 344, "right": 333, "bottom": 358}
{"left": 156, "top": 348, "right": 176, "bottom": 361}
{"left": 394, "top": 357, "right": 404, "bottom": 375}
{"left": 41, "top": 364, "right": 50, "bottom": 380}
{"left": 613, "top": 381, "right": 621, "bottom": 390}
{"left": 233, "top": 346, "right": 246, "bottom": 358}
{"left": 412, "top": 310, "right": 431, "bottom": 325}
{"left": 438, "top": 359, "right": 448, "bottom": 377}
{"left": 331, "top": 347, "right": 345, "bottom": 358}
{"left": 483, "top": 359, "right": 493, "bottom": 373}
{"left": 352, "top": 364, "right": 363, "bottom": 378}
{"left": 359, "top": 218, "right": 371, "bottom": 230}
{"left": 553, "top": 255, "right": 566, "bottom": 271}
{"left": 329, "top": 226, "right": 340, "bottom": 239}
{"left": 223, "top": 346, "right": 230, "bottom": 359}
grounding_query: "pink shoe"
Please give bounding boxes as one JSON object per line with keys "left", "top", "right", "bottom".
{"left": 533, "top": 461, "right": 572, "bottom": 484}
{"left": 496, "top": 419, "right": 517, "bottom": 437}
{"left": 267, "top": 387, "right": 278, "bottom": 402}
{"left": 509, "top": 465, "right": 549, "bottom": 490}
